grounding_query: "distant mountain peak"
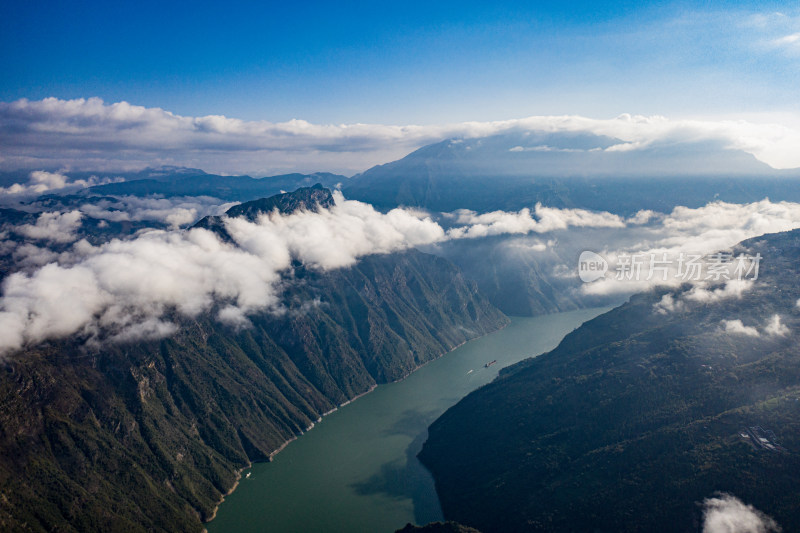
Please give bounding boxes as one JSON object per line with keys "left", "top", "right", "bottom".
{"left": 343, "top": 130, "right": 797, "bottom": 213}
{"left": 193, "top": 184, "right": 335, "bottom": 239}
{"left": 225, "top": 183, "right": 334, "bottom": 221}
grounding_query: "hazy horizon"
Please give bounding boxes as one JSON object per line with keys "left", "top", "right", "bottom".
{"left": 3, "top": 1, "right": 800, "bottom": 175}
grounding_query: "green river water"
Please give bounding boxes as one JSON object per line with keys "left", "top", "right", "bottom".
{"left": 208, "top": 308, "right": 608, "bottom": 533}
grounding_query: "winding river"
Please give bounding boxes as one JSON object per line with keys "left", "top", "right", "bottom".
{"left": 207, "top": 308, "right": 608, "bottom": 533}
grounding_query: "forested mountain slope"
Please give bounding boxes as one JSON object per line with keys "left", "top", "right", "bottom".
{"left": 0, "top": 191, "right": 508, "bottom": 532}
{"left": 421, "top": 229, "right": 800, "bottom": 532}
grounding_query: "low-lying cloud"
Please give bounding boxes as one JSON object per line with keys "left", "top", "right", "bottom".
{"left": 0, "top": 170, "right": 122, "bottom": 201}
{"left": 446, "top": 204, "right": 624, "bottom": 239}
{"left": 581, "top": 200, "right": 800, "bottom": 298}
{"left": 0, "top": 193, "right": 445, "bottom": 354}
{"left": 764, "top": 314, "right": 790, "bottom": 336}
{"left": 702, "top": 493, "right": 781, "bottom": 533}
{"left": 15, "top": 210, "right": 84, "bottom": 243}
{"left": 721, "top": 319, "right": 761, "bottom": 337}
{"left": 2, "top": 98, "right": 800, "bottom": 175}
{"left": 6, "top": 191, "right": 580, "bottom": 354}
{"left": 3, "top": 194, "right": 800, "bottom": 356}
{"left": 653, "top": 280, "right": 755, "bottom": 315}
{"left": 78, "top": 195, "right": 239, "bottom": 228}
{"left": 685, "top": 280, "right": 755, "bottom": 304}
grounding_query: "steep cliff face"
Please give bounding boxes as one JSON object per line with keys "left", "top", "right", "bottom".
{"left": 0, "top": 250, "right": 507, "bottom": 531}
{"left": 419, "top": 229, "right": 800, "bottom": 532}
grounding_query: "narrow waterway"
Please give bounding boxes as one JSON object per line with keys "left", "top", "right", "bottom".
{"left": 208, "top": 308, "right": 608, "bottom": 533}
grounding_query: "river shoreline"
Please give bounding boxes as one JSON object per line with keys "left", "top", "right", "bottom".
{"left": 205, "top": 310, "right": 608, "bottom": 533}
{"left": 202, "top": 324, "right": 506, "bottom": 526}
{"left": 202, "top": 466, "right": 246, "bottom": 527}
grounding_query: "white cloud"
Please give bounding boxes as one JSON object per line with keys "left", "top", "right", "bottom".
{"left": 0, "top": 191, "right": 680, "bottom": 355}
{"left": 78, "top": 195, "right": 238, "bottom": 228}
{"left": 446, "top": 204, "right": 624, "bottom": 239}
{"left": 657, "top": 200, "right": 800, "bottom": 252}
{"left": 12, "top": 244, "right": 60, "bottom": 267}
{"left": 764, "top": 314, "right": 789, "bottom": 336}
{"left": 653, "top": 293, "right": 685, "bottom": 315}
{"left": 772, "top": 32, "right": 800, "bottom": 46}
{"left": 108, "top": 318, "right": 178, "bottom": 344}
{"left": 506, "top": 239, "right": 550, "bottom": 252}
{"left": 685, "top": 280, "right": 754, "bottom": 303}
{"left": 0, "top": 170, "right": 122, "bottom": 200}
{"left": 604, "top": 141, "right": 646, "bottom": 152}
{"left": 721, "top": 319, "right": 761, "bottom": 337}
{"left": 0, "top": 192, "right": 449, "bottom": 355}
{"left": 627, "top": 209, "right": 659, "bottom": 225}
{"left": 15, "top": 210, "right": 83, "bottom": 243}
{"left": 581, "top": 199, "right": 800, "bottom": 297}
{"left": 2, "top": 192, "right": 799, "bottom": 356}
{"left": 0, "top": 229, "right": 281, "bottom": 355}
{"left": 2, "top": 98, "right": 800, "bottom": 175}
{"left": 507, "top": 145, "right": 583, "bottom": 153}
{"left": 653, "top": 279, "right": 756, "bottom": 316}
{"left": 702, "top": 494, "right": 781, "bottom": 533}
{"left": 29, "top": 170, "right": 69, "bottom": 190}
{"left": 216, "top": 305, "right": 252, "bottom": 329}
{"left": 0, "top": 170, "right": 68, "bottom": 196}
{"left": 224, "top": 191, "right": 446, "bottom": 270}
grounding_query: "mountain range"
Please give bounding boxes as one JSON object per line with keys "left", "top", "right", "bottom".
{"left": 2, "top": 131, "right": 800, "bottom": 532}
{"left": 87, "top": 170, "right": 346, "bottom": 202}
{"left": 420, "top": 228, "right": 800, "bottom": 532}
{"left": 0, "top": 187, "right": 508, "bottom": 532}
{"left": 344, "top": 132, "right": 800, "bottom": 213}
{"left": 8, "top": 130, "right": 796, "bottom": 216}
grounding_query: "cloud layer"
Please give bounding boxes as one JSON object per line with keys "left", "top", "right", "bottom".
{"left": 15, "top": 211, "right": 84, "bottom": 243}
{"left": 3, "top": 192, "right": 800, "bottom": 356}
{"left": 0, "top": 191, "right": 681, "bottom": 355}
{"left": 2, "top": 98, "right": 800, "bottom": 175}
{"left": 580, "top": 200, "right": 800, "bottom": 297}
{"left": 446, "top": 204, "right": 624, "bottom": 238}
{"left": 78, "top": 195, "right": 239, "bottom": 228}
{"left": 0, "top": 170, "right": 122, "bottom": 200}
{"left": 0, "top": 193, "right": 446, "bottom": 354}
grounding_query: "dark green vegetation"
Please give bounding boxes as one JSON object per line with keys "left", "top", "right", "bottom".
{"left": 420, "top": 229, "right": 800, "bottom": 532}
{"left": 0, "top": 251, "right": 506, "bottom": 532}
{"left": 0, "top": 188, "right": 508, "bottom": 532}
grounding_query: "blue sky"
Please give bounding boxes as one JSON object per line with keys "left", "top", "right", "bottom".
{"left": 2, "top": 0, "right": 799, "bottom": 124}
